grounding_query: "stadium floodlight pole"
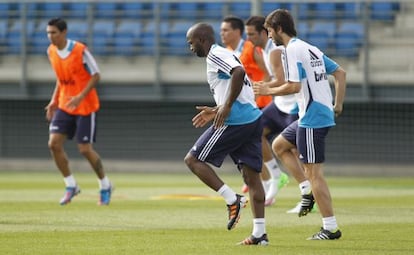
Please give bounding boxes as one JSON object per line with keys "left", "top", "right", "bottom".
{"left": 251, "top": 0, "right": 262, "bottom": 16}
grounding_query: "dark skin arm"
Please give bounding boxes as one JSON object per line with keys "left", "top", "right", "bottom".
{"left": 214, "top": 66, "right": 245, "bottom": 128}
{"left": 192, "top": 66, "right": 246, "bottom": 129}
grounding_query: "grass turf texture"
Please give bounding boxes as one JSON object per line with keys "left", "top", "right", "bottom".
{"left": 0, "top": 171, "right": 413, "bottom": 255}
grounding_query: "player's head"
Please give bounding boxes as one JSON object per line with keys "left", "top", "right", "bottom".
{"left": 220, "top": 16, "right": 244, "bottom": 47}
{"left": 245, "top": 16, "right": 268, "bottom": 48}
{"left": 186, "top": 23, "right": 215, "bottom": 58}
{"left": 265, "top": 9, "right": 297, "bottom": 46}
{"left": 47, "top": 18, "right": 67, "bottom": 48}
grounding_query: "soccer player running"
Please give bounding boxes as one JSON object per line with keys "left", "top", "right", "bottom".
{"left": 263, "top": 9, "right": 346, "bottom": 240}
{"left": 185, "top": 23, "right": 268, "bottom": 245}
{"left": 221, "top": 16, "right": 280, "bottom": 199}
{"left": 245, "top": 16, "right": 296, "bottom": 206}
{"left": 45, "top": 18, "right": 113, "bottom": 206}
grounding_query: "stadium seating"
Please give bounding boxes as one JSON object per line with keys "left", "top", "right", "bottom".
{"left": 262, "top": 3, "right": 282, "bottom": 16}
{"left": 119, "top": 2, "right": 145, "bottom": 19}
{"left": 334, "top": 22, "right": 364, "bottom": 57}
{"left": 173, "top": 2, "right": 199, "bottom": 19}
{"left": 229, "top": 2, "right": 251, "bottom": 20}
{"left": 113, "top": 21, "right": 142, "bottom": 56}
{"left": 338, "top": 2, "right": 362, "bottom": 20}
{"left": 140, "top": 21, "right": 169, "bottom": 55}
{"left": 29, "top": 20, "right": 48, "bottom": 54}
{"left": 6, "top": 20, "right": 35, "bottom": 54}
{"left": 306, "top": 21, "right": 336, "bottom": 53}
{"left": 297, "top": 3, "right": 311, "bottom": 20}
{"left": 92, "top": 20, "right": 116, "bottom": 55}
{"left": 296, "top": 22, "right": 310, "bottom": 38}
{"left": 371, "top": 2, "right": 396, "bottom": 21}
{"left": 94, "top": 2, "right": 118, "bottom": 19}
{"left": 165, "top": 21, "right": 194, "bottom": 56}
{"left": 0, "top": 3, "right": 10, "bottom": 19}
{"left": 0, "top": 1, "right": 402, "bottom": 59}
{"left": 66, "top": 20, "right": 88, "bottom": 42}
{"left": 67, "top": 2, "right": 88, "bottom": 19}
{"left": 313, "top": 3, "right": 336, "bottom": 20}
{"left": 41, "top": 2, "right": 64, "bottom": 19}
{"left": 200, "top": 2, "right": 224, "bottom": 19}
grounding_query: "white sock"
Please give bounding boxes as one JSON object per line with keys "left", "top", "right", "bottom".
{"left": 217, "top": 184, "right": 237, "bottom": 205}
{"left": 299, "top": 180, "right": 312, "bottom": 195}
{"left": 63, "top": 175, "right": 76, "bottom": 187}
{"left": 252, "top": 218, "right": 266, "bottom": 238}
{"left": 98, "top": 176, "right": 111, "bottom": 190}
{"left": 262, "top": 180, "right": 271, "bottom": 194}
{"left": 264, "top": 158, "right": 281, "bottom": 178}
{"left": 322, "top": 216, "right": 338, "bottom": 232}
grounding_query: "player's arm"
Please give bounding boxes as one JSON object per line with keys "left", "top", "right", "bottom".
{"left": 214, "top": 66, "right": 245, "bottom": 128}
{"left": 192, "top": 106, "right": 218, "bottom": 128}
{"left": 324, "top": 55, "right": 347, "bottom": 117}
{"left": 331, "top": 66, "right": 346, "bottom": 117}
{"left": 253, "top": 49, "right": 285, "bottom": 95}
{"left": 45, "top": 81, "right": 60, "bottom": 121}
{"left": 65, "top": 49, "right": 100, "bottom": 111}
{"left": 262, "top": 81, "right": 301, "bottom": 96}
{"left": 253, "top": 46, "right": 270, "bottom": 82}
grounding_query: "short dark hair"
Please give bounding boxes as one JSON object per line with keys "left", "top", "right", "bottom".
{"left": 265, "top": 9, "right": 297, "bottom": 37}
{"left": 245, "top": 16, "right": 267, "bottom": 34}
{"left": 222, "top": 16, "right": 244, "bottom": 35}
{"left": 48, "top": 18, "right": 67, "bottom": 32}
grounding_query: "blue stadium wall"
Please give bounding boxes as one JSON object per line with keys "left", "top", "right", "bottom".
{"left": 0, "top": 99, "right": 412, "bottom": 164}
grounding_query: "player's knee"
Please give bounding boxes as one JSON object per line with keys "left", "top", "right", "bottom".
{"left": 184, "top": 153, "right": 195, "bottom": 169}
{"left": 48, "top": 139, "right": 61, "bottom": 152}
{"left": 78, "top": 145, "right": 92, "bottom": 157}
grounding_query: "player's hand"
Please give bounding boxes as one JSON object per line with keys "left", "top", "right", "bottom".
{"left": 213, "top": 105, "right": 230, "bottom": 129}
{"left": 45, "top": 101, "right": 57, "bottom": 122}
{"left": 253, "top": 81, "right": 270, "bottom": 96}
{"left": 65, "top": 95, "right": 82, "bottom": 111}
{"left": 333, "top": 103, "right": 343, "bottom": 117}
{"left": 192, "top": 106, "right": 217, "bottom": 128}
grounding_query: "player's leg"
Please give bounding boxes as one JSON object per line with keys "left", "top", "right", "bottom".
{"left": 48, "top": 132, "right": 70, "bottom": 177}
{"left": 76, "top": 113, "right": 112, "bottom": 205}
{"left": 236, "top": 119, "right": 268, "bottom": 245}
{"left": 303, "top": 164, "right": 340, "bottom": 240}
{"left": 297, "top": 127, "right": 341, "bottom": 240}
{"left": 48, "top": 109, "right": 80, "bottom": 205}
{"left": 238, "top": 164, "right": 268, "bottom": 245}
{"left": 273, "top": 121, "right": 314, "bottom": 215}
{"left": 184, "top": 125, "right": 246, "bottom": 231}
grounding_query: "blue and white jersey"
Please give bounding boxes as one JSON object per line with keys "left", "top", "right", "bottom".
{"left": 206, "top": 44, "right": 262, "bottom": 125}
{"left": 262, "top": 39, "right": 297, "bottom": 115}
{"left": 285, "top": 38, "right": 339, "bottom": 128}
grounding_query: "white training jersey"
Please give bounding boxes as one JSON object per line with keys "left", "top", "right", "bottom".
{"left": 51, "top": 39, "right": 100, "bottom": 75}
{"left": 262, "top": 39, "right": 297, "bottom": 115}
{"left": 285, "top": 38, "right": 339, "bottom": 128}
{"left": 206, "top": 44, "right": 262, "bottom": 125}
{"left": 232, "top": 38, "right": 245, "bottom": 58}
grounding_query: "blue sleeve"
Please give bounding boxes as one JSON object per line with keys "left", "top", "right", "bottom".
{"left": 323, "top": 55, "right": 339, "bottom": 74}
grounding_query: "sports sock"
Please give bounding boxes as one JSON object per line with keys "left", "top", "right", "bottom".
{"left": 98, "top": 176, "right": 111, "bottom": 190}
{"left": 299, "top": 180, "right": 312, "bottom": 195}
{"left": 322, "top": 216, "right": 338, "bottom": 232}
{"left": 264, "top": 158, "right": 281, "bottom": 179}
{"left": 252, "top": 218, "right": 266, "bottom": 238}
{"left": 63, "top": 175, "right": 76, "bottom": 187}
{"left": 217, "top": 184, "right": 237, "bottom": 205}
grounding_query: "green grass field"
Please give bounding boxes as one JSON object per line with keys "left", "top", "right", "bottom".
{"left": 1, "top": 171, "right": 413, "bottom": 255}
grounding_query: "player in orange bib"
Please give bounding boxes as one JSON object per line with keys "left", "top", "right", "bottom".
{"left": 44, "top": 18, "right": 113, "bottom": 206}
{"left": 220, "top": 16, "right": 272, "bottom": 109}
